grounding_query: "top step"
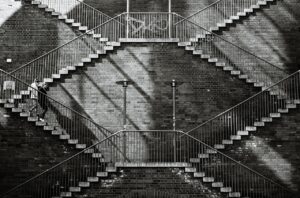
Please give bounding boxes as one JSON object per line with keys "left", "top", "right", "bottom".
{"left": 115, "top": 162, "right": 191, "bottom": 167}
{"left": 119, "top": 38, "right": 180, "bottom": 43}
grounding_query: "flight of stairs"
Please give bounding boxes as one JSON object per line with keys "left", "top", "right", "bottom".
{"left": 29, "top": 0, "right": 121, "bottom": 47}
{"left": 178, "top": 0, "right": 276, "bottom": 91}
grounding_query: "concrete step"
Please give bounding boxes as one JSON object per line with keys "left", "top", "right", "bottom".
{"left": 206, "top": 149, "right": 217, "bottom": 154}
{"left": 99, "top": 37, "right": 109, "bottom": 42}
{"left": 223, "top": 66, "right": 233, "bottom": 71}
{"left": 237, "top": 12, "right": 247, "bottom": 16}
{"left": 60, "top": 192, "right": 72, "bottom": 197}
{"left": 4, "top": 103, "right": 14, "bottom": 108}
{"left": 231, "top": 70, "right": 241, "bottom": 75}
{"left": 106, "top": 167, "right": 117, "bottom": 172}
{"left": 221, "top": 187, "right": 232, "bottom": 193}
{"left": 230, "top": 135, "right": 241, "bottom": 140}
{"left": 214, "top": 144, "right": 225, "bottom": 149}
{"left": 84, "top": 148, "right": 95, "bottom": 154}
{"left": 69, "top": 187, "right": 81, "bottom": 192}
{"left": 87, "top": 177, "right": 99, "bottom": 182}
{"left": 194, "top": 172, "right": 205, "bottom": 178}
{"left": 21, "top": 90, "right": 30, "bottom": 96}
{"left": 72, "top": 23, "right": 81, "bottom": 27}
{"left": 89, "top": 54, "right": 99, "bottom": 59}
{"left": 286, "top": 104, "right": 297, "bottom": 109}
{"left": 201, "top": 54, "right": 210, "bottom": 59}
{"left": 45, "top": 8, "right": 54, "bottom": 12}
{"left": 51, "top": 12, "right": 60, "bottom": 16}
{"left": 238, "top": 74, "right": 248, "bottom": 79}
{"left": 203, "top": 177, "right": 214, "bottom": 182}
{"left": 36, "top": 121, "right": 46, "bottom": 126}
{"left": 93, "top": 34, "right": 102, "bottom": 38}
{"left": 44, "top": 78, "right": 53, "bottom": 83}
{"left": 52, "top": 130, "right": 62, "bottom": 135}
{"left": 37, "top": 4, "right": 47, "bottom": 8}
{"left": 79, "top": 182, "right": 90, "bottom": 187}
{"left": 92, "top": 153, "right": 102, "bottom": 158}
{"left": 76, "top": 144, "right": 86, "bottom": 149}
{"left": 28, "top": 117, "right": 38, "bottom": 122}
{"left": 245, "top": 126, "right": 257, "bottom": 131}
{"left": 198, "top": 153, "right": 209, "bottom": 158}
{"left": 222, "top": 140, "right": 233, "bottom": 145}
{"left": 31, "top": 1, "right": 41, "bottom": 5}
{"left": 193, "top": 50, "right": 202, "bottom": 55}
{"left": 20, "top": 112, "right": 30, "bottom": 117}
{"left": 230, "top": 15, "right": 239, "bottom": 20}
{"left": 229, "top": 192, "right": 241, "bottom": 197}
{"left": 185, "top": 167, "right": 197, "bottom": 173}
{"left": 81, "top": 58, "right": 91, "bottom": 63}
{"left": 12, "top": 108, "right": 22, "bottom": 113}
{"left": 44, "top": 125, "right": 54, "bottom": 131}
{"left": 244, "top": 8, "right": 253, "bottom": 13}
{"left": 237, "top": 130, "right": 249, "bottom": 136}
{"left": 270, "top": 113, "right": 281, "bottom": 118}
{"left": 254, "top": 122, "right": 265, "bottom": 127}
{"left": 79, "top": 26, "right": 88, "bottom": 31}
{"left": 190, "top": 158, "right": 201, "bottom": 163}
{"left": 59, "top": 69, "right": 69, "bottom": 75}
{"left": 178, "top": 42, "right": 191, "bottom": 46}
{"left": 217, "top": 23, "right": 226, "bottom": 27}
{"left": 262, "top": 117, "right": 272, "bottom": 122}
{"left": 68, "top": 139, "right": 79, "bottom": 144}
{"left": 60, "top": 134, "right": 70, "bottom": 140}
{"left": 104, "top": 46, "right": 114, "bottom": 51}
{"left": 216, "top": 62, "right": 226, "bottom": 67}
{"left": 208, "top": 58, "right": 218, "bottom": 63}
{"left": 58, "top": 15, "right": 68, "bottom": 20}
{"left": 212, "top": 182, "right": 223, "bottom": 188}
{"left": 65, "top": 19, "right": 75, "bottom": 23}
{"left": 97, "top": 172, "right": 108, "bottom": 177}
{"left": 258, "top": 0, "right": 267, "bottom": 5}
{"left": 52, "top": 74, "right": 61, "bottom": 79}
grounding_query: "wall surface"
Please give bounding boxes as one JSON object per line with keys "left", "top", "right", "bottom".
{"left": 47, "top": 43, "right": 258, "bottom": 132}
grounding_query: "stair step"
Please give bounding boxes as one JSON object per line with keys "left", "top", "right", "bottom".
{"left": 222, "top": 139, "right": 233, "bottom": 145}
{"left": 193, "top": 50, "right": 202, "bottom": 55}
{"left": 244, "top": 8, "right": 253, "bottom": 13}
{"left": 246, "top": 78, "right": 257, "bottom": 83}
{"left": 84, "top": 148, "right": 94, "bottom": 154}
{"left": 212, "top": 182, "right": 223, "bottom": 188}
{"left": 4, "top": 103, "right": 14, "bottom": 108}
{"left": 258, "top": 0, "right": 267, "bottom": 5}
{"left": 31, "top": 1, "right": 41, "bottom": 5}
{"left": 216, "top": 62, "right": 226, "bottom": 67}
{"left": 178, "top": 42, "right": 191, "bottom": 46}
{"left": 214, "top": 144, "right": 225, "bottom": 149}
{"left": 208, "top": 58, "right": 218, "bottom": 63}
{"left": 206, "top": 149, "right": 217, "bottom": 154}
{"left": 106, "top": 167, "right": 117, "bottom": 172}
{"left": 69, "top": 187, "right": 81, "bottom": 192}
{"left": 13, "top": 94, "right": 22, "bottom": 99}
{"left": 65, "top": 19, "right": 75, "bottom": 23}
{"left": 60, "top": 134, "right": 70, "bottom": 140}
{"left": 293, "top": 99, "right": 300, "bottom": 104}
{"left": 72, "top": 23, "right": 81, "bottom": 27}
{"left": 92, "top": 153, "right": 102, "bottom": 158}
{"left": 93, "top": 34, "right": 102, "bottom": 38}
{"left": 58, "top": 15, "right": 68, "bottom": 20}
{"left": 201, "top": 54, "right": 210, "bottom": 59}
{"left": 81, "top": 58, "right": 91, "bottom": 63}
{"left": 229, "top": 192, "right": 241, "bottom": 197}
{"left": 107, "top": 41, "right": 121, "bottom": 46}
{"left": 223, "top": 66, "right": 233, "bottom": 71}
{"left": 36, "top": 121, "right": 46, "bottom": 126}
{"left": 237, "top": 12, "right": 247, "bottom": 16}
{"left": 262, "top": 117, "right": 272, "bottom": 122}
{"left": 89, "top": 54, "right": 99, "bottom": 59}
{"left": 87, "top": 177, "right": 99, "bottom": 182}
{"left": 286, "top": 104, "right": 297, "bottom": 109}
{"left": 209, "top": 27, "right": 219, "bottom": 31}
{"left": 224, "top": 19, "right": 233, "bottom": 23}
{"left": 44, "top": 78, "right": 53, "bottom": 83}
{"left": 231, "top": 70, "right": 241, "bottom": 75}
{"left": 45, "top": 8, "right": 54, "bottom": 12}
{"left": 12, "top": 108, "right": 22, "bottom": 113}
{"left": 230, "top": 135, "right": 241, "bottom": 140}
{"left": 190, "top": 38, "right": 198, "bottom": 42}
{"left": 79, "top": 26, "right": 88, "bottom": 31}
{"left": 203, "top": 177, "right": 214, "bottom": 182}
{"left": 60, "top": 192, "right": 72, "bottom": 197}
{"left": 52, "top": 74, "right": 61, "bottom": 79}
{"left": 0, "top": 99, "right": 7, "bottom": 104}
{"left": 76, "top": 144, "right": 86, "bottom": 149}
{"left": 239, "top": 74, "right": 248, "bottom": 79}
{"left": 221, "top": 187, "right": 232, "bottom": 193}
{"left": 230, "top": 15, "right": 239, "bottom": 20}
{"left": 28, "top": 117, "right": 38, "bottom": 122}
{"left": 270, "top": 113, "right": 281, "bottom": 118}
{"left": 52, "top": 130, "right": 62, "bottom": 135}
{"left": 254, "top": 82, "right": 264, "bottom": 87}
{"left": 245, "top": 126, "right": 257, "bottom": 131}
{"left": 59, "top": 69, "right": 68, "bottom": 75}
{"left": 190, "top": 158, "right": 200, "bottom": 163}
{"left": 76, "top": 62, "right": 84, "bottom": 67}
{"left": 251, "top": 4, "right": 260, "bottom": 9}
{"left": 51, "top": 12, "right": 60, "bottom": 16}
{"left": 44, "top": 125, "right": 54, "bottom": 131}
{"left": 185, "top": 167, "right": 197, "bottom": 173}
{"left": 217, "top": 23, "right": 226, "bottom": 27}
{"left": 254, "top": 122, "right": 265, "bottom": 127}
{"left": 21, "top": 90, "right": 30, "bottom": 95}
{"left": 198, "top": 153, "right": 209, "bottom": 158}
{"left": 20, "top": 112, "right": 30, "bottom": 117}
{"left": 237, "top": 131, "right": 249, "bottom": 136}
{"left": 79, "top": 182, "right": 90, "bottom": 187}
{"left": 104, "top": 46, "right": 114, "bottom": 51}
{"left": 68, "top": 139, "right": 79, "bottom": 144}
{"left": 97, "top": 172, "right": 108, "bottom": 177}
{"left": 194, "top": 172, "right": 205, "bottom": 178}
{"left": 66, "top": 66, "right": 76, "bottom": 71}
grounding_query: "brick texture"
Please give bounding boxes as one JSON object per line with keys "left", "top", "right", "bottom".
{"left": 47, "top": 43, "right": 258, "bottom": 132}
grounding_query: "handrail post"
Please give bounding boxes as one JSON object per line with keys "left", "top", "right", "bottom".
{"left": 126, "top": 0, "right": 130, "bottom": 38}
{"left": 116, "top": 79, "right": 133, "bottom": 162}
{"left": 168, "top": 0, "right": 172, "bottom": 38}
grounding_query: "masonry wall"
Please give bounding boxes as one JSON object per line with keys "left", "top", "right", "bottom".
{"left": 219, "top": 0, "right": 300, "bottom": 73}
{"left": 0, "top": 0, "right": 79, "bottom": 72}
{"left": 0, "top": 108, "right": 78, "bottom": 194}
{"left": 47, "top": 43, "right": 258, "bottom": 132}
{"left": 223, "top": 107, "right": 300, "bottom": 192}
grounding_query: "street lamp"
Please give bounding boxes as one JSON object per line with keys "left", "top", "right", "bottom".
{"left": 116, "top": 79, "right": 134, "bottom": 162}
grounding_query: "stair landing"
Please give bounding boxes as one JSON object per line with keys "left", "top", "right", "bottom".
{"left": 115, "top": 162, "right": 191, "bottom": 167}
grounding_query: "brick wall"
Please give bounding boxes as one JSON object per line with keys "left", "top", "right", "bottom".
{"left": 0, "top": 1, "right": 79, "bottom": 72}
{"left": 0, "top": 108, "right": 78, "bottom": 194}
{"left": 223, "top": 107, "right": 300, "bottom": 192}
{"left": 47, "top": 43, "right": 258, "bottom": 132}
{"left": 219, "top": 0, "right": 300, "bottom": 72}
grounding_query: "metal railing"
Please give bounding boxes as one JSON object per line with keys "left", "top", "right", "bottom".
{"left": 184, "top": 70, "right": 300, "bottom": 150}
{"left": 175, "top": 0, "right": 265, "bottom": 31}
{"left": 0, "top": 69, "right": 115, "bottom": 149}
{"left": 36, "top": 0, "right": 114, "bottom": 31}
{"left": 173, "top": 13, "right": 288, "bottom": 88}
{"left": 1, "top": 130, "right": 294, "bottom": 198}
{"left": 9, "top": 15, "right": 125, "bottom": 85}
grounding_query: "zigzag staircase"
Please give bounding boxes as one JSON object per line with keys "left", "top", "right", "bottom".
{"left": 183, "top": 70, "right": 299, "bottom": 158}
{"left": 0, "top": 129, "right": 295, "bottom": 198}
{"left": 28, "top": 0, "right": 121, "bottom": 47}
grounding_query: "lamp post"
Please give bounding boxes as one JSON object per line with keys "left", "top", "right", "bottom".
{"left": 166, "top": 79, "right": 183, "bottom": 162}
{"left": 116, "top": 79, "right": 133, "bottom": 161}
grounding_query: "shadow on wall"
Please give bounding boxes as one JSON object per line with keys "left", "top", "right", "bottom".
{"left": 218, "top": 0, "right": 300, "bottom": 73}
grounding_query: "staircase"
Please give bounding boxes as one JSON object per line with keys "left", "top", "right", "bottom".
{"left": 0, "top": 130, "right": 294, "bottom": 198}
{"left": 184, "top": 70, "right": 300, "bottom": 153}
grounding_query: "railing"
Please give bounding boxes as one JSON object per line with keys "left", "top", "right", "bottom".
{"left": 1, "top": 130, "right": 294, "bottom": 198}
{"left": 175, "top": 0, "right": 264, "bottom": 31}
{"left": 9, "top": 15, "right": 125, "bottom": 85}
{"left": 36, "top": 0, "right": 114, "bottom": 30}
{"left": 0, "top": 69, "right": 115, "bottom": 148}
{"left": 184, "top": 70, "right": 300, "bottom": 150}
{"left": 173, "top": 13, "right": 288, "bottom": 88}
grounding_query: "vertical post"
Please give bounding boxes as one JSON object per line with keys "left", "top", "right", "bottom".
{"left": 168, "top": 0, "right": 172, "bottom": 38}
{"left": 126, "top": 0, "right": 130, "bottom": 38}
{"left": 116, "top": 79, "right": 133, "bottom": 162}
{"left": 171, "top": 79, "right": 176, "bottom": 131}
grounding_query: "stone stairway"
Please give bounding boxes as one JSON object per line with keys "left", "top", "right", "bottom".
{"left": 29, "top": 0, "right": 121, "bottom": 47}
{"left": 178, "top": 0, "right": 277, "bottom": 91}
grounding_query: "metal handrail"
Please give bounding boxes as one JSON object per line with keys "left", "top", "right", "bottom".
{"left": 183, "top": 70, "right": 300, "bottom": 134}
{"left": 9, "top": 14, "right": 124, "bottom": 74}
{"left": 173, "top": 13, "right": 286, "bottom": 72}
{"left": 1, "top": 130, "right": 294, "bottom": 197}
